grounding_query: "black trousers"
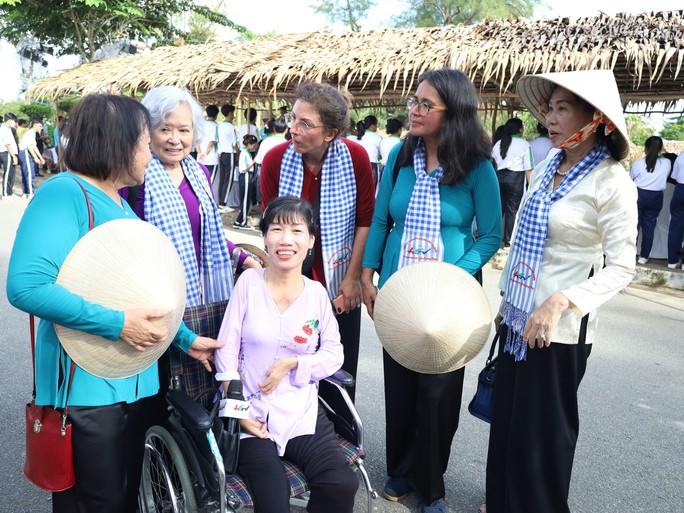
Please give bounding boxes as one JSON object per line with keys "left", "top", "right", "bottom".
{"left": 52, "top": 396, "right": 155, "bottom": 513}
{"left": 1, "top": 151, "right": 16, "bottom": 196}
{"left": 486, "top": 325, "right": 592, "bottom": 513}
{"left": 237, "top": 406, "right": 358, "bottom": 513}
{"left": 217, "top": 152, "right": 235, "bottom": 206}
{"left": 235, "top": 171, "right": 254, "bottom": 225}
{"left": 318, "top": 307, "right": 361, "bottom": 428}
{"left": 370, "top": 162, "right": 379, "bottom": 188}
{"left": 383, "top": 349, "right": 465, "bottom": 504}
{"left": 668, "top": 183, "right": 684, "bottom": 264}
{"left": 497, "top": 169, "right": 525, "bottom": 245}
{"left": 636, "top": 188, "right": 663, "bottom": 259}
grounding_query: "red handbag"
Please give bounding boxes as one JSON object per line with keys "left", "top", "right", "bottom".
{"left": 24, "top": 315, "right": 76, "bottom": 492}
{"left": 24, "top": 179, "right": 92, "bottom": 492}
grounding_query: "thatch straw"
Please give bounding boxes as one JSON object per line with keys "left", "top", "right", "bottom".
{"left": 26, "top": 10, "right": 684, "bottom": 111}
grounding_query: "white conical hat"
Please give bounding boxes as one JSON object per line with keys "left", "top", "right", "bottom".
{"left": 516, "top": 70, "right": 629, "bottom": 160}
{"left": 373, "top": 262, "right": 492, "bottom": 374}
{"left": 55, "top": 219, "right": 186, "bottom": 379}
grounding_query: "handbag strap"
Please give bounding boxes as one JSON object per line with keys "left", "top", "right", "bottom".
{"left": 577, "top": 266, "right": 595, "bottom": 346}
{"left": 485, "top": 328, "right": 501, "bottom": 367}
{"left": 29, "top": 177, "right": 93, "bottom": 415}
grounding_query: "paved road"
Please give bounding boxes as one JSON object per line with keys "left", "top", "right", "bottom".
{"left": 1, "top": 197, "right": 682, "bottom": 512}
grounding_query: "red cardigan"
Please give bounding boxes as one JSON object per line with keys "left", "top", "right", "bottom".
{"left": 260, "top": 138, "right": 375, "bottom": 288}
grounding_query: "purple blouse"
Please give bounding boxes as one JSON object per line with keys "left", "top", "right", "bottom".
{"left": 123, "top": 162, "right": 247, "bottom": 269}
{"left": 214, "top": 268, "right": 343, "bottom": 455}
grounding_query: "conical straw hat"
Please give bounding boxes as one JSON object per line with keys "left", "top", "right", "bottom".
{"left": 55, "top": 219, "right": 186, "bottom": 379}
{"left": 236, "top": 243, "right": 270, "bottom": 268}
{"left": 374, "top": 262, "right": 491, "bottom": 374}
{"left": 516, "top": 70, "right": 629, "bottom": 160}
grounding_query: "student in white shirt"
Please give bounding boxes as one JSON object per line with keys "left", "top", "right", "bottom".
{"left": 217, "top": 104, "right": 239, "bottom": 210}
{"left": 629, "top": 136, "right": 672, "bottom": 263}
{"left": 380, "top": 118, "right": 402, "bottom": 168}
{"left": 491, "top": 117, "right": 532, "bottom": 246}
{"left": 238, "top": 108, "right": 260, "bottom": 149}
{"left": 356, "top": 115, "right": 383, "bottom": 187}
{"left": 254, "top": 118, "right": 288, "bottom": 205}
{"left": 529, "top": 122, "right": 554, "bottom": 167}
{"left": 196, "top": 105, "right": 219, "bottom": 184}
{"left": 18, "top": 119, "right": 45, "bottom": 198}
{"left": 1, "top": 112, "right": 19, "bottom": 199}
{"left": 233, "top": 135, "right": 259, "bottom": 229}
{"left": 666, "top": 151, "right": 684, "bottom": 269}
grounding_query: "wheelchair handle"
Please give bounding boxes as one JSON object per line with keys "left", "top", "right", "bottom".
{"left": 325, "top": 369, "right": 356, "bottom": 388}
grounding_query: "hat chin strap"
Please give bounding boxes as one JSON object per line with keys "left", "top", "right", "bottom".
{"left": 559, "top": 109, "right": 616, "bottom": 151}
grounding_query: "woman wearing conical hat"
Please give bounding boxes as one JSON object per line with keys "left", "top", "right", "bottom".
{"left": 483, "top": 70, "right": 638, "bottom": 513}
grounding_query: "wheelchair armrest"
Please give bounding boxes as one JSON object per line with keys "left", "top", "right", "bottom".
{"left": 166, "top": 389, "right": 213, "bottom": 431}
{"left": 324, "top": 369, "right": 356, "bottom": 388}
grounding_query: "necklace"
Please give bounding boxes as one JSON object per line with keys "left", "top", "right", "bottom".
{"left": 556, "top": 169, "right": 569, "bottom": 176}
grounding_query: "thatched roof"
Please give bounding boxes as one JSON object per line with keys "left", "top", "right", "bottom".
{"left": 26, "top": 10, "right": 684, "bottom": 112}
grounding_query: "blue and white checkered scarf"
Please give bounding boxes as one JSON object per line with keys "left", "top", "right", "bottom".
{"left": 278, "top": 139, "right": 357, "bottom": 300}
{"left": 502, "top": 141, "right": 609, "bottom": 361}
{"left": 398, "top": 139, "right": 445, "bottom": 269}
{"left": 144, "top": 154, "right": 233, "bottom": 306}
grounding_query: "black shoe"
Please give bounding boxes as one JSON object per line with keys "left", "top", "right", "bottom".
{"left": 383, "top": 476, "right": 413, "bottom": 502}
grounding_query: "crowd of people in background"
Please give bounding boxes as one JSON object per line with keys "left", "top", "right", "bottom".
{"left": 490, "top": 116, "right": 684, "bottom": 269}
{"left": 1, "top": 111, "right": 66, "bottom": 201}
{"left": 4, "top": 94, "right": 684, "bottom": 271}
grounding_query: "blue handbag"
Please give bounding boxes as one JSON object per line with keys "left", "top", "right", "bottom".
{"left": 468, "top": 332, "right": 499, "bottom": 424}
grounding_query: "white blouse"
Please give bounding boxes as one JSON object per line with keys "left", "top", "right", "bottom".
{"left": 499, "top": 156, "right": 638, "bottom": 344}
{"left": 629, "top": 157, "right": 671, "bottom": 191}
{"left": 492, "top": 136, "right": 533, "bottom": 172}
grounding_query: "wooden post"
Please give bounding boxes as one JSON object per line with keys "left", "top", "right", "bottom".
{"left": 491, "top": 100, "right": 499, "bottom": 136}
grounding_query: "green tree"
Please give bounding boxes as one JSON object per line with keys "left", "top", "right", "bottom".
{"left": 312, "top": 0, "right": 371, "bottom": 32}
{"left": 392, "top": 0, "right": 540, "bottom": 27}
{"left": 660, "top": 116, "right": 684, "bottom": 141}
{"left": 0, "top": 0, "right": 247, "bottom": 62}
{"left": 20, "top": 103, "right": 55, "bottom": 122}
{"left": 625, "top": 115, "right": 654, "bottom": 147}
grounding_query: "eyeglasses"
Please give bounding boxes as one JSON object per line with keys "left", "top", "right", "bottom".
{"left": 285, "top": 113, "right": 325, "bottom": 134}
{"left": 406, "top": 97, "right": 448, "bottom": 116}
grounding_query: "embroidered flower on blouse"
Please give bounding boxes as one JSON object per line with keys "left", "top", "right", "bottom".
{"left": 290, "top": 318, "right": 319, "bottom": 347}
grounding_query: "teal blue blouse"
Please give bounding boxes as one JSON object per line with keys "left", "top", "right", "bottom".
{"left": 362, "top": 143, "right": 502, "bottom": 287}
{"left": 7, "top": 173, "right": 196, "bottom": 408}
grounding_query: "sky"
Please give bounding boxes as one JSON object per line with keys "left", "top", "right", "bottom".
{"left": 224, "top": 0, "right": 684, "bottom": 36}
{"left": 1, "top": 0, "right": 683, "bottom": 101}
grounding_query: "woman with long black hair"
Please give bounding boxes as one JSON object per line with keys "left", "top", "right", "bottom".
{"left": 361, "top": 68, "right": 502, "bottom": 513}
{"left": 491, "top": 117, "right": 533, "bottom": 246}
{"left": 630, "top": 135, "right": 672, "bottom": 263}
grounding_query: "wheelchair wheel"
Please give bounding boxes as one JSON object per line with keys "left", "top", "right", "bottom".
{"left": 139, "top": 425, "right": 199, "bottom": 513}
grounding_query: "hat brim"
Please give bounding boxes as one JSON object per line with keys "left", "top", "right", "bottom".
{"left": 56, "top": 219, "right": 186, "bottom": 379}
{"left": 516, "top": 70, "right": 629, "bottom": 160}
{"left": 373, "top": 262, "right": 491, "bottom": 374}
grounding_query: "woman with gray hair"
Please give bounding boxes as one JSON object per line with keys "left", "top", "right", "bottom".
{"left": 131, "top": 86, "right": 259, "bottom": 416}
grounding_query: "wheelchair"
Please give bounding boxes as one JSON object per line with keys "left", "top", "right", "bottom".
{"left": 138, "top": 370, "right": 378, "bottom": 513}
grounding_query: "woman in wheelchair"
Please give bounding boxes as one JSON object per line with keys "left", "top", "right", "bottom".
{"left": 214, "top": 195, "right": 359, "bottom": 513}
